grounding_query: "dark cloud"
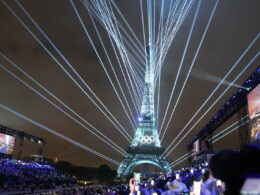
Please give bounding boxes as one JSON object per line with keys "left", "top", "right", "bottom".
{"left": 7, "top": 42, "right": 19, "bottom": 53}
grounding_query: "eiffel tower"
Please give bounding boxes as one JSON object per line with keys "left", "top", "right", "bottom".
{"left": 117, "top": 46, "right": 171, "bottom": 177}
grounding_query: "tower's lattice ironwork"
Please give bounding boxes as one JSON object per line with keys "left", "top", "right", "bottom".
{"left": 117, "top": 46, "right": 171, "bottom": 177}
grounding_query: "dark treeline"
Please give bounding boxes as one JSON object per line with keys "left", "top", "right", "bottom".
{"left": 51, "top": 160, "right": 116, "bottom": 183}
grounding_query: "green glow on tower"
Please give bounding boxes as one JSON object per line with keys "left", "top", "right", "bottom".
{"left": 116, "top": 45, "right": 171, "bottom": 178}
{"left": 131, "top": 45, "right": 161, "bottom": 147}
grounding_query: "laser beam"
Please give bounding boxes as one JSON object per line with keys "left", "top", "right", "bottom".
{"left": 162, "top": 33, "right": 259, "bottom": 157}
{"left": 0, "top": 61, "right": 128, "bottom": 157}
{"left": 0, "top": 104, "right": 119, "bottom": 165}
{"left": 164, "top": 52, "right": 260, "bottom": 158}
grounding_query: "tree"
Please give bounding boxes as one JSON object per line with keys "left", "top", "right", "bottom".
{"left": 97, "top": 164, "right": 114, "bottom": 183}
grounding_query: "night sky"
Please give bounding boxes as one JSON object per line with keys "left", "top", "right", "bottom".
{"left": 0, "top": 0, "right": 259, "bottom": 170}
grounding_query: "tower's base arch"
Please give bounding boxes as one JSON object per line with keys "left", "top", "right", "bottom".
{"left": 117, "top": 152, "right": 171, "bottom": 178}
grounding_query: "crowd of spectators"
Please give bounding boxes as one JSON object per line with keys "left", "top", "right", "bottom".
{"left": 0, "top": 157, "right": 217, "bottom": 195}
{"left": 127, "top": 167, "right": 225, "bottom": 195}
{"left": 0, "top": 160, "right": 257, "bottom": 195}
{"left": 0, "top": 142, "right": 259, "bottom": 194}
{"left": 0, "top": 158, "right": 77, "bottom": 193}
{"left": 41, "top": 168, "right": 224, "bottom": 194}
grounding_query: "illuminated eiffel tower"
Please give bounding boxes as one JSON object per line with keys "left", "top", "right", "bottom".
{"left": 117, "top": 46, "right": 171, "bottom": 177}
